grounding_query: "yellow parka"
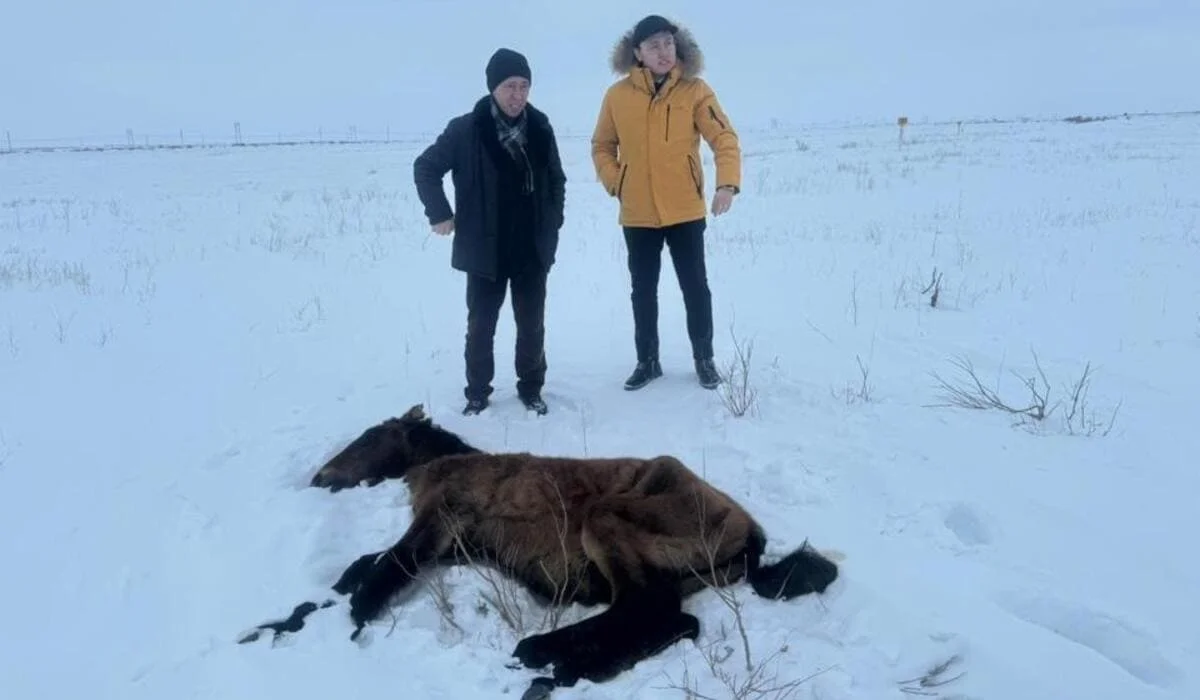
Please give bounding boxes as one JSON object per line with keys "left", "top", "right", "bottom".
{"left": 591, "top": 23, "right": 741, "bottom": 229}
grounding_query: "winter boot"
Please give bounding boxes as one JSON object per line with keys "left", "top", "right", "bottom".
{"left": 695, "top": 357, "right": 722, "bottom": 390}
{"left": 624, "top": 358, "right": 663, "bottom": 390}
{"left": 463, "top": 397, "right": 489, "bottom": 415}
{"left": 520, "top": 392, "right": 548, "bottom": 415}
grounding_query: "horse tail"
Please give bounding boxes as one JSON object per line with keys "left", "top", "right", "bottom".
{"left": 744, "top": 524, "right": 839, "bottom": 600}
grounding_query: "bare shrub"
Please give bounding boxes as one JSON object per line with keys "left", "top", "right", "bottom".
{"left": 922, "top": 267, "right": 944, "bottom": 308}
{"left": 893, "top": 267, "right": 946, "bottom": 310}
{"left": 898, "top": 653, "right": 966, "bottom": 696}
{"left": 0, "top": 430, "right": 10, "bottom": 471}
{"left": 929, "top": 353, "right": 1050, "bottom": 422}
{"left": 435, "top": 476, "right": 584, "bottom": 640}
{"left": 53, "top": 309, "right": 76, "bottom": 344}
{"left": 529, "top": 476, "right": 585, "bottom": 632}
{"left": 847, "top": 272, "right": 860, "bottom": 326}
{"left": 422, "top": 569, "right": 464, "bottom": 637}
{"left": 0, "top": 250, "right": 92, "bottom": 295}
{"left": 288, "top": 295, "right": 325, "bottom": 333}
{"left": 1060, "top": 361, "right": 1122, "bottom": 437}
{"left": 927, "top": 351, "right": 1119, "bottom": 436}
{"left": 658, "top": 495, "right": 833, "bottom": 699}
{"left": 833, "top": 354, "right": 875, "bottom": 405}
{"left": 690, "top": 513, "right": 753, "bottom": 673}
{"left": 720, "top": 325, "right": 759, "bottom": 418}
{"left": 433, "top": 510, "right": 528, "bottom": 636}
{"left": 664, "top": 626, "right": 829, "bottom": 700}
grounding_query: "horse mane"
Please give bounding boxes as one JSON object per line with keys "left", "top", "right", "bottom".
{"left": 407, "top": 418, "right": 483, "bottom": 461}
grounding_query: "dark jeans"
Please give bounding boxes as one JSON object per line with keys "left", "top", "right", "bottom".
{"left": 464, "top": 267, "right": 548, "bottom": 401}
{"left": 622, "top": 218, "right": 714, "bottom": 362}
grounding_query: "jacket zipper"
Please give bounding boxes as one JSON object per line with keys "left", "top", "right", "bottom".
{"left": 646, "top": 98, "right": 656, "bottom": 220}
{"left": 665, "top": 104, "right": 671, "bottom": 141}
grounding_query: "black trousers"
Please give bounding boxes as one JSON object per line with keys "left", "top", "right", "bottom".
{"left": 464, "top": 266, "right": 548, "bottom": 401}
{"left": 622, "top": 218, "right": 714, "bottom": 362}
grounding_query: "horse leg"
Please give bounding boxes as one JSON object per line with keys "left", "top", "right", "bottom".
{"left": 237, "top": 549, "right": 386, "bottom": 645}
{"left": 237, "top": 546, "right": 395, "bottom": 645}
{"left": 512, "top": 571, "right": 699, "bottom": 690}
{"left": 236, "top": 599, "right": 338, "bottom": 644}
{"left": 330, "top": 550, "right": 383, "bottom": 595}
{"left": 551, "top": 582, "right": 699, "bottom": 687}
{"left": 347, "top": 507, "right": 451, "bottom": 639}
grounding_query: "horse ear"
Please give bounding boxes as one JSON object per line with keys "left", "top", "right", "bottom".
{"left": 400, "top": 404, "right": 427, "bottom": 422}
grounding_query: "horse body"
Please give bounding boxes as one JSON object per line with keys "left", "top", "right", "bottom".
{"left": 407, "top": 450, "right": 764, "bottom": 606}
{"left": 244, "top": 404, "right": 838, "bottom": 697}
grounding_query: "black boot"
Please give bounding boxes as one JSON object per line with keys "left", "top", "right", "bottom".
{"left": 695, "top": 357, "right": 722, "bottom": 390}
{"left": 624, "top": 358, "right": 663, "bottom": 391}
{"left": 463, "top": 397, "right": 489, "bottom": 415}
{"left": 520, "top": 392, "right": 548, "bottom": 415}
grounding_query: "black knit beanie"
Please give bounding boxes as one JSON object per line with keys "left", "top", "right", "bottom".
{"left": 486, "top": 48, "right": 531, "bottom": 91}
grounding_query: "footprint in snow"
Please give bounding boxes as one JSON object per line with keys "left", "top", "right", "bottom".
{"left": 942, "top": 502, "right": 992, "bottom": 548}
{"left": 995, "top": 591, "right": 1185, "bottom": 689}
{"left": 202, "top": 445, "right": 241, "bottom": 471}
{"left": 881, "top": 502, "right": 992, "bottom": 554}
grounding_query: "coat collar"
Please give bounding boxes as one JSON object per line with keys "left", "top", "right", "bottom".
{"left": 471, "top": 95, "right": 549, "bottom": 130}
{"left": 470, "top": 95, "right": 552, "bottom": 166}
{"left": 628, "top": 64, "right": 684, "bottom": 97}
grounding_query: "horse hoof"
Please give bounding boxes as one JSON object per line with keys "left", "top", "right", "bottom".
{"left": 520, "top": 677, "right": 555, "bottom": 700}
{"left": 236, "top": 628, "right": 263, "bottom": 644}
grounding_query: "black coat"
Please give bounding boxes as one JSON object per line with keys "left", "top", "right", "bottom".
{"left": 413, "top": 96, "right": 566, "bottom": 280}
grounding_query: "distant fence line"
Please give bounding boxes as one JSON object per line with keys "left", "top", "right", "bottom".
{"left": 0, "top": 122, "right": 607, "bottom": 156}
{"left": 5, "top": 109, "right": 1196, "bottom": 156}
{"left": 0, "top": 123, "right": 452, "bottom": 155}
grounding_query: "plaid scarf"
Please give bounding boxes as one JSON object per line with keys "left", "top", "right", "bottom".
{"left": 491, "top": 100, "right": 534, "bottom": 194}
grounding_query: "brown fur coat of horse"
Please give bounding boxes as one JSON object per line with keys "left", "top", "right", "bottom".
{"left": 240, "top": 405, "right": 838, "bottom": 698}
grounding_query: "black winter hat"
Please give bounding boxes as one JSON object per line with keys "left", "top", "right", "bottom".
{"left": 631, "top": 14, "right": 678, "bottom": 46}
{"left": 486, "top": 48, "right": 531, "bottom": 91}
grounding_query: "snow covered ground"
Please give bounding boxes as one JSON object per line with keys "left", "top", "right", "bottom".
{"left": 2, "top": 110, "right": 1198, "bottom": 699}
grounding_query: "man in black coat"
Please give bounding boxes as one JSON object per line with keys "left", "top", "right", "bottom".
{"left": 413, "top": 48, "right": 566, "bottom": 416}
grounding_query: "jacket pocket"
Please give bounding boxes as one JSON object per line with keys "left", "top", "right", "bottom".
{"left": 686, "top": 155, "right": 703, "bottom": 200}
{"left": 616, "top": 163, "right": 628, "bottom": 199}
{"left": 708, "top": 105, "right": 728, "bottom": 130}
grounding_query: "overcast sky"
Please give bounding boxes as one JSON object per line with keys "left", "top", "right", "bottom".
{"left": 4, "top": 0, "right": 1197, "bottom": 143}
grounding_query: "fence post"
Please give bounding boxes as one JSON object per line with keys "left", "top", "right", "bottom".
{"left": 4, "top": 130, "right": 11, "bottom": 153}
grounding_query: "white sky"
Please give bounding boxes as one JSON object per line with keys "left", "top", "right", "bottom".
{"left": 4, "top": 0, "right": 1198, "bottom": 141}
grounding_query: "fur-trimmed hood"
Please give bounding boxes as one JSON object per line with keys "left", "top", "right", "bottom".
{"left": 609, "top": 19, "right": 704, "bottom": 79}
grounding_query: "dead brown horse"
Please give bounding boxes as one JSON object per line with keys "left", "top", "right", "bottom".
{"left": 239, "top": 404, "right": 838, "bottom": 698}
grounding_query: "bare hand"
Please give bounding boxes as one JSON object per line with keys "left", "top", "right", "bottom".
{"left": 432, "top": 218, "right": 454, "bottom": 236}
{"left": 711, "top": 187, "right": 735, "bottom": 216}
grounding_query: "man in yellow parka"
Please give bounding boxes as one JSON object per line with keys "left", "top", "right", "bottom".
{"left": 592, "top": 14, "right": 741, "bottom": 391}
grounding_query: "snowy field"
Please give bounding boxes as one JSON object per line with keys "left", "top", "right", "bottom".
{"left": 2, "top": 111, "right": 1199, "bottom": 700}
